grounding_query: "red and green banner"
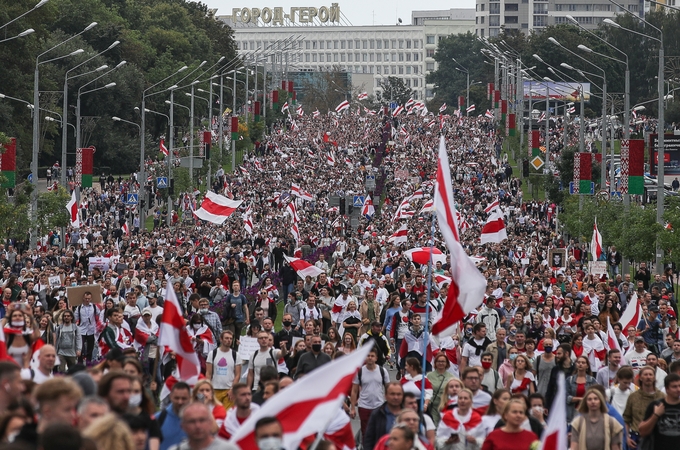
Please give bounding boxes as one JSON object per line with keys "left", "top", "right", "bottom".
{"left": 458, "top": 96, "right": 465, "bottom": 108}
{"left": 494, "top": 90, "right": 500, "bottom": 109}
{"left": 529, "top": 130, "right": 541, "bottom": 157}
{"left": 292, "top": 90, "right": 297, "bottom": 105}
{"left": 501, "top": 100, "right": 507, "bottom": 125}
{"left": 573, "top": 152, "right": 592, "bottom": 194}
{"left": 254, "top": 101, "right": 261, "bottom": 122}
{"left": 488, "top": 83, "right": 494, "bottom": 101}
{"left": 231, "top": 116, "right": 239, "bottom": 141}
{"left": 202, "top": 131, "right": 211, "bottom": 159}
{"left": 0, "top": 137, "right": 16, "bottom": 188}
{"left": 76, "top": 146, "right": 94, "bottom": 188}
{"left": 620, "top": 139, "right": 644, "bottom": 195}
{"left": 272, "top": 90, "right": 279, "bottom": 110}
{"left": 508, "top": 113, "right": 516, "bottom": 137}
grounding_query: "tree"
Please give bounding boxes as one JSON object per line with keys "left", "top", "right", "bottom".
{"left": 376, "top": 76, "right": 413, "bottom": 106}
{"left": 297, "top": 68, "right": 351, "bottom": 113}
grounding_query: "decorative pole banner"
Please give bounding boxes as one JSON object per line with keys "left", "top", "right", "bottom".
{"left": 76, "top": 146, "right": 95, "bottom": 187}
{"left": 620, "top": 139, "right": 644, "bottom": 195}
{"left": 0, "top": 137, "right": 17, "bottom": 188}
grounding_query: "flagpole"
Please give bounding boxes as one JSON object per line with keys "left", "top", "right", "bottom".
{"left": 421, "top": 205, "right": 436, "bottom": 414}
{"left": 308, "top": 412, "right": 338, "bottom": 450}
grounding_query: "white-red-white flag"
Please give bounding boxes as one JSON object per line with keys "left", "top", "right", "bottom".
{"left": 286, "top": 201, "right": 300, "bottom": 223}
{"left": 484, "top": 198, "right": 501, "bottom": 214}
{"left": 159, "top": 283, "right": 200, "bottom": 381}
{"left": 243, "top": 205, "right": 253, "bottom": 235}
{"left": 362, "top": 195, "right": 375, "bottom": 218}
{"left": 313, "top": 109, "right": 320, "bottom": 118}
{"left": 387, "top": 224, "right": 408, "bottom": 245}
{"left": 67, "top": 189, "right": 80, "bottom": 228}
{"left": 193, "top": 191, "right": 243, "bottom": 225}
{"left": 420, "top": 199, "right": 435, "bottom": 214}
{"left": 466, "top": 104, "right": 476, "bottom": 114}
{"left": 432, "top": 135, "right": 486, "bottom": 336}
{"left": 229, "top": 343, "right": 372, "bottom": 449}
{"left": 291, "top": 222, "right": 300, "bottom": 243}
{"left": 480, "top": 210, "right": 508, "bottom": 244}
{"left": 335, "top": 100, "right": 350, "bottom": 113}
{"left": 539, "top": 373, "right": 568, "bottom": 450}
{"left": 122, "top": 221, "right": 129, "bottom": 236}
{"left": 392, "top": 105, "right": 404, "bottom": 116}
{"left": 160, "top": 138, "right": 169, "bottom": 156}
{"left": 284, "top": 255, "right": 324, "bottom": 278}
{"left": 357, "top": 92, "right": 368, "bottom": 100}
{"left": 606, "top": 316, "right": 621, "bottom": 352}
{"left": 326, "top": 152, "right": 336, "bottom": 166}
{"left": 591, "top": 217, "right": 603, "bottom": 260}
{"left": 620, "top": 293, "right": 644, "bottom": 331}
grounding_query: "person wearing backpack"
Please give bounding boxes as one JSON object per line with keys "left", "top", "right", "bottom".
{"left": 350, "top": 348, "right": 390, "bottom": 437}
{"left": 206, "top": 330, "right": 242, "bottom": 410}
{"left": 246, "top": 330, "right": 287, "bottom": 391}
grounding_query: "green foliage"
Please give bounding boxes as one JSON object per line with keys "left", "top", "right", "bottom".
{"left": 660, "top": 197, "right": 680, "bottom": 265}
{"left": 0, "top": 0, "right": 237, "bottom": 175}
{"left": 376, "top": 76, "right": 413, "bottom": 106}
{"left": 36, "top": 186, "right": 71, "bottom": 234}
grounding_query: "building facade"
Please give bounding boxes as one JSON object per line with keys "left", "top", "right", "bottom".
{"left": 218, "top": 7, "right": 475, "bottom": 101}
{"left": 474, "top": 0, "right": 642, "bottom": 37}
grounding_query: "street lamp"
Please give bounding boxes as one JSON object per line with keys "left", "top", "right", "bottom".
{"left": 603, "top": 6, "right": 665, "bottom": 273}
{"left": 76, "top": 82, "right": 116, "bottom": 155}
{"left": 452, "top": 58, "right": 470, "bottom": 116}
{"left": 0, "top": 28, "right": 34, "bottom": 44}
{"left": 31, "top": 21, "right": 96, "bottom": 248}
{"left": 0, "top": 0, "right": 48, "bottom": 31}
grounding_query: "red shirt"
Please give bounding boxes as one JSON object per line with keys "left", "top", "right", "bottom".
{"left": 481, "top": 429, "right": 538, "bottom": 450}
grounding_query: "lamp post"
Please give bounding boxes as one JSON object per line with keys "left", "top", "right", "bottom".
{"left": 603, "top": 9, "right": 664, "bottom": 273}
{"left": 0, "top": 28, "right": 34, "bottom": 44}
{"left": 0, "top": 0, "right": 47, "bottom": 32}
{"left": 32, "top": 21, "right": 96, "bottom": 249}
{"left": 76, "top": 82, "right": 116, "bottom": 153}
{"left": 548, "top": 36, "right": 607, "bottom": 190}
{"left": 452, "top": 58, "right": 470, "bottom": 116}
{"left": 112, "top": 115, "right": 141, "bottom": 225}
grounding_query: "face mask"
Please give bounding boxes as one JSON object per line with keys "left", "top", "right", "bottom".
{"left": 282, "top": 321, "right": 292, "bottom": 327}
{"left": 196, "top": 393, "right": 206, "bottom": 401}
{"left": 544, "top": 346, "right": 553, "bottom": 353}
{"left": 481, "top": 361, "right": 492, "bottom": 370}
{"left": 11, "top": 321, "right": 24, "bottom": 328}
{"left": 312, "top": 344, "right": 322, "bottom": 352}
{"left": 193, "top": 324, "right": 202, "bottom": 330}
{"left": 128, "top": 393, "right": 142, "bottom": 407}
{"left": 509, "top": 354, "right": 518, "bottom": 361}
{"left": 258, "top": 437, "right": 284, "bottom": 450}
{"left": 465, "top": 329, "right": 472, "bottom": 335}
{"left": 199, "top": 308, "right": 209, "bottom": 314}
{"left": 510, "top": 330, "right": 517, "bottom": 335}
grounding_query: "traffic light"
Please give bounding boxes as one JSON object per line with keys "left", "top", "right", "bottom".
{"left": 522, "top": 159, "right": 529, "bottom": 178}
{"left": 339, "top": 197, "right": 346, "bottom": 215}
{"left": 169, "top": 178, "right": 175, "bottom": 196}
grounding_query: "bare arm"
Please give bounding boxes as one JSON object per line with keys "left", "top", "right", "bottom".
{"left": 246, "top": 367, "right": 254, "bottom": 390}
{"left": 233, "top": 363, "right": 242, "bottom": 384}
{"left": 206, "top": 363, "right": 213, "bottom": 380}
{"left": 349, "top": 384, "right": 360, "bottom": 419}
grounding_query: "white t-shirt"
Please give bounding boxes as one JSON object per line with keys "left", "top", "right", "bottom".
{"left": 352, "top": 365, "right": 388, "bottom": 409}
{"left": 625, "top": 349, "right": 651, "bottom": 374}
{"left": 148, "top": 305, "right": 164, "bottom": 322}
{"left": 249, "top": 347, "right": 282, "bottom": 388}
{"left": 462, "top": 338, "right": 487, "bottom": 368}
{"left": 207, "top": 348, "right": 242, "bottom": 390}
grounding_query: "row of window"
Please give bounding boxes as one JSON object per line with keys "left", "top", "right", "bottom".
{"left": 298, "top": 52, "right": 422, "bottom": 63}
{"left": 238, "top": 39, "right": 424, "bottom": 51}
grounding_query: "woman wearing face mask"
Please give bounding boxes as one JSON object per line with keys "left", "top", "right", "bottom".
{"left": 192, "top": 379, "right": 226, "bottom": 429}
{"left": 127, "top": 377, "right": 161, "bottom": 450}
{"left": 498, "top": 347, "right": 518, "bottom": 385}
{"left": 506, "top": 326, "right": 517, "bottom": 347}
{"left": 2, "top": 307, "right": 39, "bottom": 369}
{"left": 534, "top": 338, "right": 556, "bottom": 397}
{"left": 440, "top": 378, "right": 463, "bottom": 412}
{"left": 186, "top": 314, "right": 216, "bottom": 357}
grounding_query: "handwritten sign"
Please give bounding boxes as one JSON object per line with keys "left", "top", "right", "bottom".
{"left": 589, "top": 261, "right": 608, "bottom": 277}
{"left": 49, "top": 276, "right": 62, "bottom": 288}
{"left": 88, "top": 257, "right": 111, "bottom": 272}
{"left": 237, "top": 336, "right": 260, "bottom": 362}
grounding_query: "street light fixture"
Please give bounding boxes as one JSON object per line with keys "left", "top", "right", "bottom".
{"left": 0, "top": 0, "right": 48, "bottom": 31}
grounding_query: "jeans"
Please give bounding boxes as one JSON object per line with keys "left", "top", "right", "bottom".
{"left": 80, "top": 334, "right": 95, "bottom": 363}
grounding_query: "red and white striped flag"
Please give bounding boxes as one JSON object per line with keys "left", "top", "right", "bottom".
{"left": 313, "top": 109, "right": 320, "bottom": 118}
{"left": 466, "top": 104, "right": 476, "bottom": 113}
{"left": 286, "top": 201, "right": 300, "bottom": 223}
{"left": 326, "top": 152, "right": 336, "bottom": 166}
{"left": 484, "top": 198, "right": 501, "bottom": 214}
{"left": 361, "top": 195, "right": 375, "bottom": 218}
{"left": 229, "top": 344, "right": 372, "bottom": 449}
{"left": 432, "top": 135, "right": 487, "bottom": 336}
{"left": 480, "top": 210, "right": 507, "bottom": 244}
{"left": 291, "top": 222, "right": 300, "bottom": 243}
{"left": 0, "top": 326, "right": 9, "bottom": 362}
{"left": 193, "top": 191, "right": 243, "bottom": 225}
{"left": 439, "top": 103, "right": 447, "bottom": 113}
{"left": 243, "top": 205, "right": 253, "bottom": 235}
{"left": 620, "top": 293, "right": 644, "bottom": 331}
{"left": 357, "top": 92, "right": 368, "bottom": 100}
{"left": 606, "top": 316, "right": 621, "bottom": 351}
{"left": 307, "top": 149, "right": 315, "bottom": 158}
{"left": 122, "top": 221, "right": 129, "bottom": 236}
{"left": 254, "top": 160, "right": 264, "bottom": 172}
{"left": 420, "top": 198, "right": 434, "bottom": 213}
{"left": 281, "top": 101, "right": 289, "bottom": 113}
{"left": 591, "top": 217, "right": 603, "bottom": 260}
{"left": 159, "top": 283, "right": 201, "bottom": 381}
{"left": 538, "top": 111, "right": 546, "bottom": 122}
{"left": 160, "top": 138, "right": 169, "bottom": 156}
{"left": 539, "top": 373, "right": 568, "bottom": 450}
{"left": 364, "top": 107, "right": 376, "bottom": 116}
{"left": 405, "top": 98, "right": 415, "bottom": 108}
{"left": 327, "top": 206, "right": 339, "bottom": 213}
{"left": 484, "top": 109, "right": 494, "bottom": 119}
{"left": 344, "top": 157, "right": 353, "bottom": 168}
{"left": 335, "top": 100, "right": 350, "bottom": 113}
{"left": 66, "top": 189, "right": 80, "bottom": 228}
{"left": 387, "top": 224, "right": 408, "bottom": 245}
{"left": 291, "top": 183, "right": 302, "bottom": 197}
{"left": 284, "top": 255, "right": 325, "bottom": 278}
{"left": 392, "top": 105, "right": 404, "bottom": 116}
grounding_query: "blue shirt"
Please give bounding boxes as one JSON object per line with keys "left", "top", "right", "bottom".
{"left": 385, "top": 406, "right": 397, "bottom": 435}
{"left": 228, "top": 293, "right": 248, "bottom": 323}
{"left": 155, "top": 405, "right": 186, "bottom": 450}
{"left": 637, "top": 317, "right": 663, "bottom": 347}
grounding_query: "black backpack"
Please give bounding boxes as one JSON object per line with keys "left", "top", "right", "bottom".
{"left": 357, "top": 365, "right": 389, "bottom": 386}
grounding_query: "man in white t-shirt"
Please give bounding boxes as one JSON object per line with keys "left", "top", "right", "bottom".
{"left": 246, "top": 331, "right": 286, "bottom": 391}
{"left": 146, "top": 294, "right": 164, "bottom": 322}
{"left": 625, "top": 337, "right": 652, "bottom": 374}
{"left": 460, "top": 323, "right": 491, "bottom": 371}
{"left": 606, "top": 366, "right": 638, "bottom": 415}
{"left": 206, "top": 330, "right": 242, "bottom": 410}
{"left": 350, "top": 348, "right": 390, "bottom": 437}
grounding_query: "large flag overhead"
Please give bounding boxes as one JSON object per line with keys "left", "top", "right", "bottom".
{"left": 361, "top": 195, "right": 375, "bottom": 218}
{"left": 335, "top": 100, "right": 350, "bottom": 113}
{"left": 432, "top": 136, "right": 486, "bottom": 336}
{"left": 540, "top": 373, "right": 568, "bottom": 450}
{"left": 67, "top": 189, "right": 80, "bottom": 228}
{"left": 620, "top": 293, "right": 644, "bottom": 331}
{"left": 284, "top": 255, "right": 325, "bottom": 278}
{"left": 387, "top": 224, "right": 409, "bottom": 245}
{"left": 480, "top": 210, "right": 507, "bottom": 244}
{"left": 193, "top": 191, "right": 243, "bottom": 225}
{"left": 230, "top": 343, "right": 373, "bottom": 449}
{"left": 606, "top": 316, "right": 621, "bottom": 352}
{"left": 159, "top": 285, "right": 200, "bottom": 380}
{"left": 160, "top": 138, "right": 169, "bottom": 156}
{"left": 591, "top": 217, "right": 603, "bottom": 260}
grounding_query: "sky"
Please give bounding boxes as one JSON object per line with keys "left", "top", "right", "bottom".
{"left": 205, "top": 0, "right": 476, "bottom": 26}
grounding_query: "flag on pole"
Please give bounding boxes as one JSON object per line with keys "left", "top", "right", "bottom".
{"left": 484, "top": 109, "right": 494, "bottom": 119}
{"left": 335, "top": 100, "right": 350, "bottom": 113}
{"left": 484, "top": 198, "right": 501, "bottom": 214}
{"left": 539, "top": 373, "right": 568, "bottom": 450}
{"left": 606, "top": 316, "right": 621, "bottom": 351}
{"left": 243, "top": 205, "right": 253, "bottom": 235}
{"left": 313, "top": 109, "right": 320, "bottom": 118}
{"left": 357, "top": 92, "right": 368, "bottom": 100}
{"left": 160, "top": 138, "right": 169, "bottom": 156}
{"left": 159, "top": 284, "right": 201, "bottom": 381}
{"left": 591, "top": 218, "right": 603, "bottom": 260}
{"left": 432, "top": 135, "right": 487, "bottom": 336}
{"left": 387, "top": 224, "right": 409, "bottom": 245}
{"left": 405, "top": 98, "right": 415, "bottom": 108}
{"left": 286, "top": 201, "right": 300, "bottom": 223}
{"left": 122, "top": 222, "right": 129, "bottom": 236}
{"left": 466, "top": 104, "right": 476, "bottom": 114}
{"left": 229, "top": 343, "right": 372, "bottom": 449}
{"left": 480, "top": 210, "right": 508, "bottom": 244}
{"left": 290, "top": 222, "right": 300, "bottom": 243}
{"left": 392, "top": 105, "right": 404, "bottom": 116}
{"left": 620, "top": 293, "right": 644, "bottom": 331}
{"left": 193, "top": 191, "right": 243, "bottom": 225}
{"left": 439, "top": 103, "right": 447, "bottom": 113}
{"left": 67, "top": 189, "right": 80, "bottom": 228}
{"left": 420, "top": 199, "right": 434, "bottom": 214}
{"left": 281, "top": 101, "right": 289, "bottom": 113}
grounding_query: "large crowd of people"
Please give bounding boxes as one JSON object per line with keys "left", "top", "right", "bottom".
{"left": 0, "top": 106, "right": 675, "bottom": 450}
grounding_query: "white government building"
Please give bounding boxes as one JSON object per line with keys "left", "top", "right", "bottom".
{"left": 217, "top": 7, "right": 476, "bottom": 101}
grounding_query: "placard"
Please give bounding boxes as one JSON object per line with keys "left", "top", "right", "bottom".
{"left": 521, "top": 258, "right": 530, "bottom": 266}
{"left": 89, "top": 257, "right": 111, "bottom": 272}
{"left": 48, "top": 276, "right": 62, "bottom": 288}
{"left": 548, "top": 248, "right": 567, "bottom": 269}
{"left": 66, "top": 284, "right": 102, "bottom": 307}
{"left": 589, "top": 261, "right": 608, "bottom": 277}
{"left": 237, "top": 335, "right": 260, "bottom": 362}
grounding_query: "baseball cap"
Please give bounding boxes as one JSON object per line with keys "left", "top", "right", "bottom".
{"left": 142, "top": 307, "right": 152, "bottom": 316}
{"left": 634, "top": 336, "right": 645, "bottom": 343}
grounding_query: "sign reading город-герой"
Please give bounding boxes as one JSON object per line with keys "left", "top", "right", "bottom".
{"left": 231, "top": 3, "right": 340, "bottom": 25}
